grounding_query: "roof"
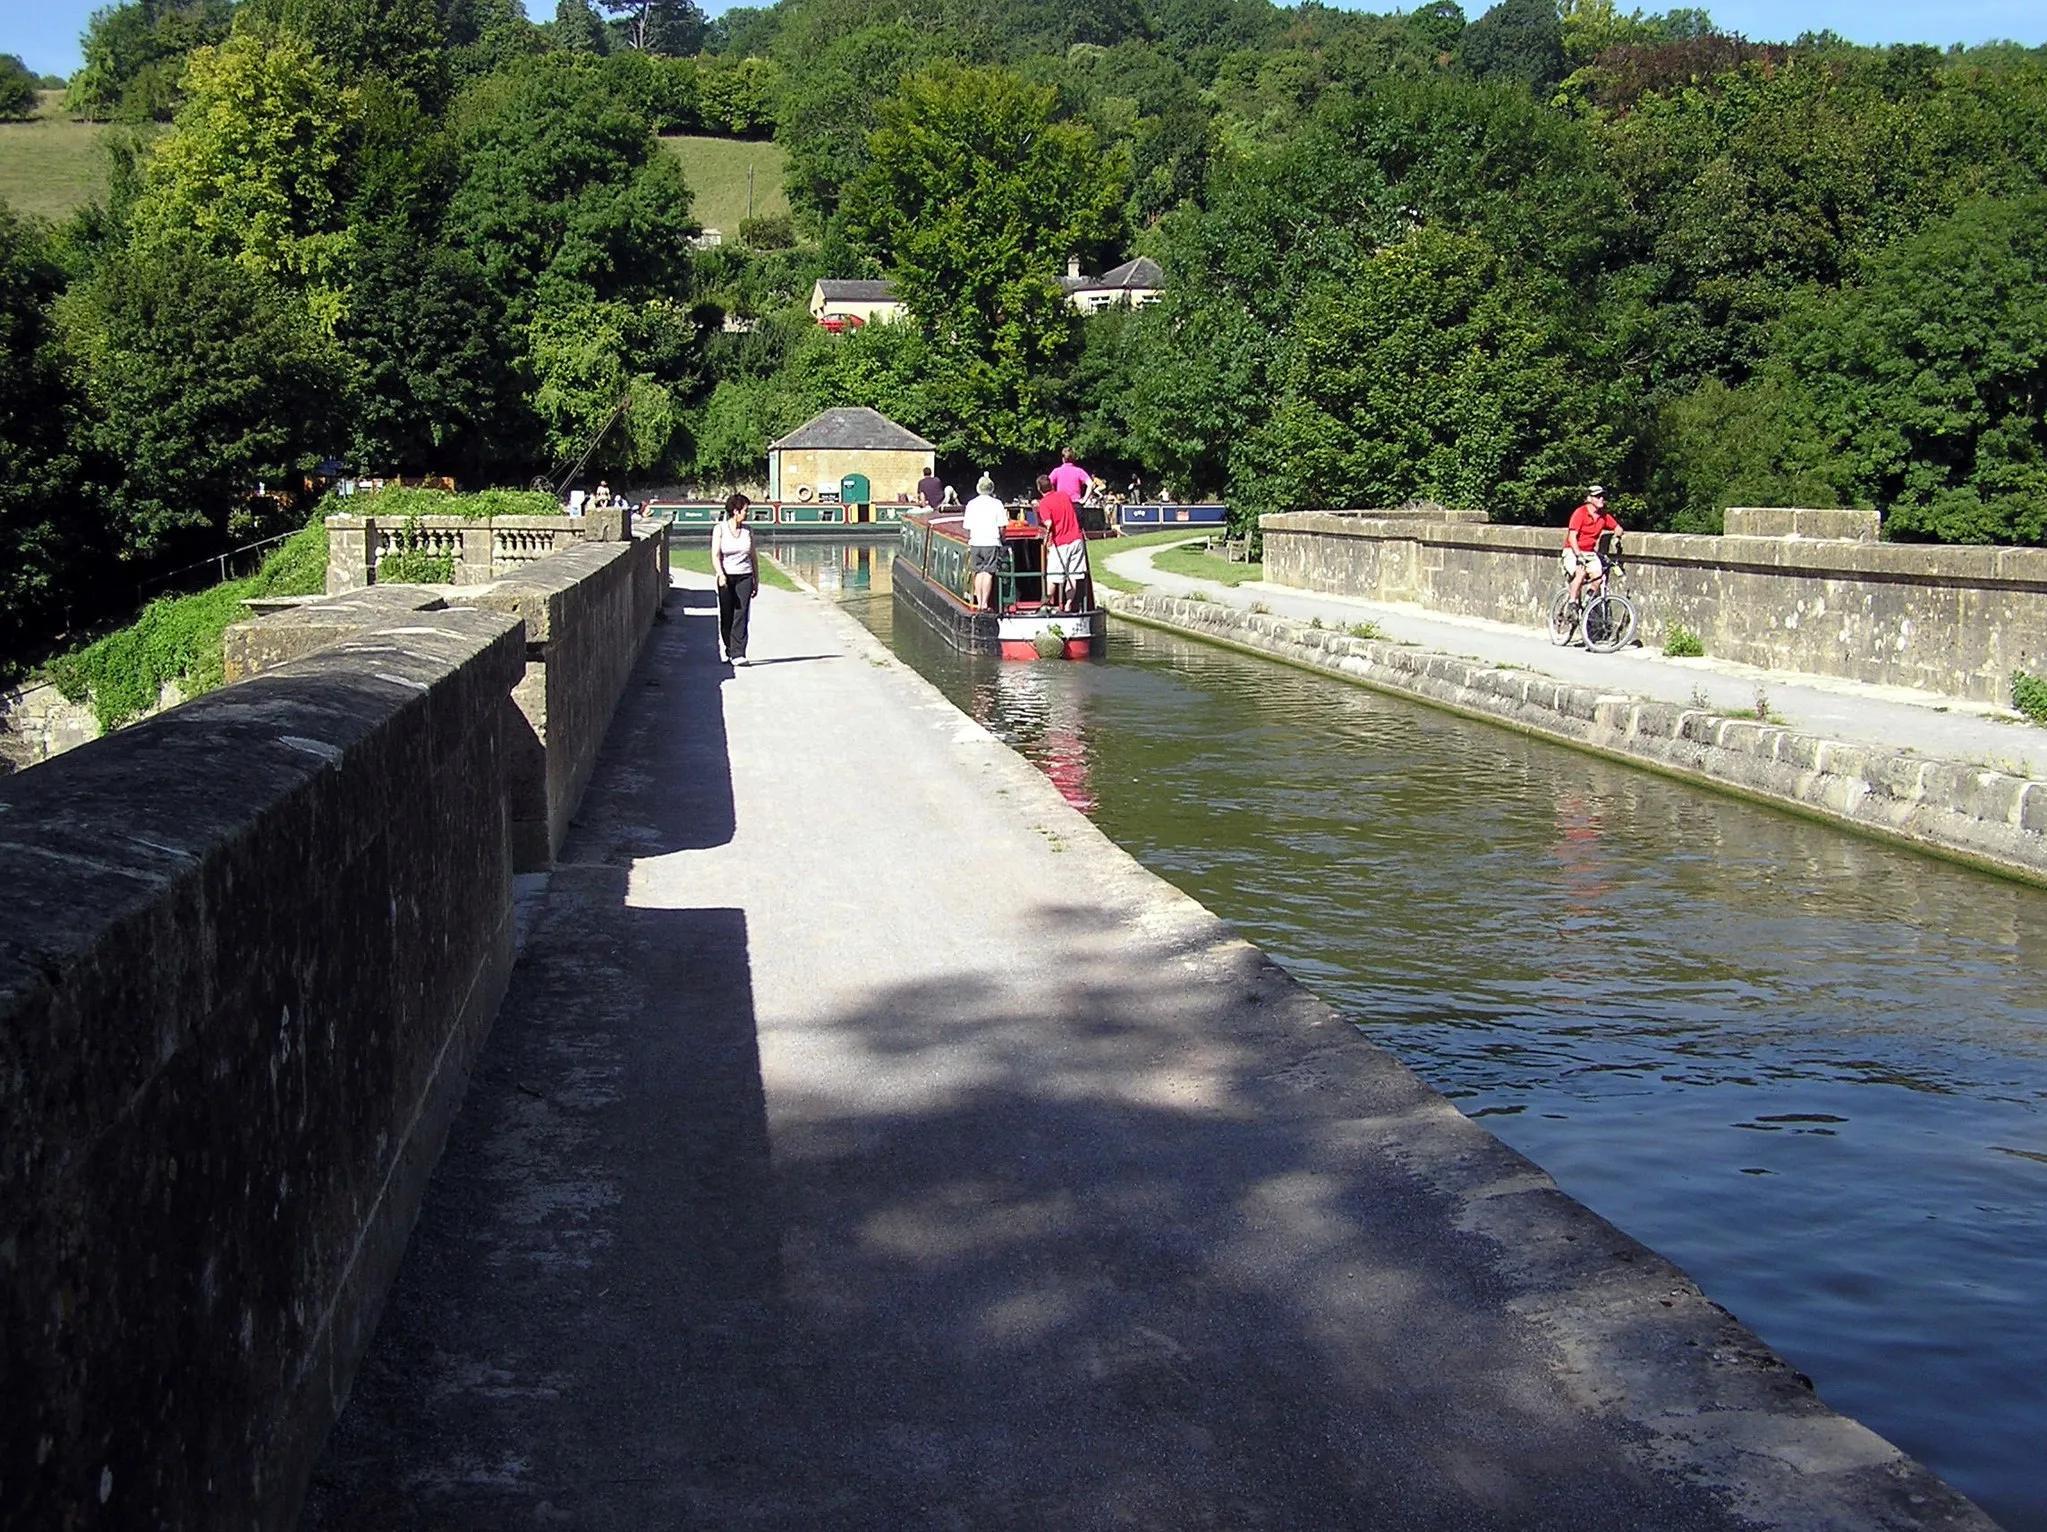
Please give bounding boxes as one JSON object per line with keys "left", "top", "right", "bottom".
{"left": 1086, "top": 256, "right": 1165, "bottom": 291}
{"left": 815, "top": 278, "right": 899, "bottom": 305}
{"left": 768, "top": 407, "right": 936, "bottom": 454}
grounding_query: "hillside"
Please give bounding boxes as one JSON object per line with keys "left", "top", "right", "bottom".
{"left": 0, "top": 104, "right": 786, "bottom": 232}
{"left": 658, "top": 134, "right": 788, "bottom": 239}
{"left": 0, "top": 93, "right": 151, "bottom": 220}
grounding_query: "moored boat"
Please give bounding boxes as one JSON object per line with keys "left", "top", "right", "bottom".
{"left": 1114, "top": 499, "right": 1228, "bottom": 532}
{"left": 640, "top": 499, "right": 916, "bottom": 536}
{"left": 893, "top": 510, "right": 1107, "bottom": 660}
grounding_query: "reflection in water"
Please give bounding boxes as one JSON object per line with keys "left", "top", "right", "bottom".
{"left": 808, "top": 550, "right": 2047, "bottom": 1529}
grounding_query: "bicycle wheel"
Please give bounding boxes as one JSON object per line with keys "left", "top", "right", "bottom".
{"left": 1547, "top": 587, "right": 1580, "bottom": 646}
{"left": 1581, "top": 593, "right": 1637, "bottom": 653}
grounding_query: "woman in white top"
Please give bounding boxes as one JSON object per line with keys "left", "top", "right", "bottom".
{"left": 711, "top": 493, "right": 758, "bottom": 665}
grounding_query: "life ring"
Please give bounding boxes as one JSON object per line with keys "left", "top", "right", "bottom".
{"left": 796, "top": 484, "right": 815, "bottom": 502}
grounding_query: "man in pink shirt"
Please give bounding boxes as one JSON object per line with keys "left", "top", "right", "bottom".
{"left": 1035, "top": 474, "right": 1088, "bottom": 612}
{"left": 1048, "top": 447, "right": 1092, "bottom": 504}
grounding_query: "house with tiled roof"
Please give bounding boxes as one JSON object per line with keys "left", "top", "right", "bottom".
{"left": 766, "top": 407, "right": 936, "bottom": 506}
{"left": 808, "top": 278, "right": 907, "bottom": 327}
{"left": 1062, "top": 255, "right": 1165, "bottom": 313}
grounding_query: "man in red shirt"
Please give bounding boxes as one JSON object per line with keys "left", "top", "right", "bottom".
{"left": 1562, "top": 484, "right": 1620, "bottom": 610}
{"left": 1035, "top": 473, "right": 1088, "bottom": 612}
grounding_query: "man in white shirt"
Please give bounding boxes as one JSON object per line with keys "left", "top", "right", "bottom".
{"left": 961, "top": 475, "right": 1009, "bottom": 611}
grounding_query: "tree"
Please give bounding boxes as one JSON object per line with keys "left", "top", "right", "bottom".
{"left": 126, "top": 28, "right": 363, "bottom": 327}
{"left": 704, "top": 6, "right": 779, "bottom": 57}
{"left": 696, "top": 55, "right": 780, "bottom": 135}
{"left": 0, "top": 55, "right": 39, "bottom": 120}
{"left": 840, "top": 63, "right": 1127, "bottom": 453}
{"left": 66, "top": 0, "right": 233, "bottom": 121}
{"left": 554, "top": 0, "right": 609, "bottom": 53}
{"left": 1460, "top": 0, "right": 1566, "bottom": 92}
{"left": 57, "top": 235, "right": 350, "bottom": 560}
{"left": 1407, "top": 1, "right": 1467, "bottom": 58}
{"left": 341, "top": 227, "right": 531, "bottom": 479}
{"left": 443, "top": 55, "right": 699, "bottom": 326}
{"left": 235, "top": 0, "right": 453, "bottom": 111}
{"left": 526, "top": 298, "right": 697, "bottom": 472}
{"left": 774, "top": 23, "right": 922, "bottom": 226}
{"left": 1770, "top": 195, "right": 2047, "bottom": 544}
{"left": 0, "top": 205, "right": 96, "bottom": 659}
{"left": 603, "top": 0, "right": 706, "bottom": 56}
{"left": 1236, "top": 228, "right": 1623, "bottom": 522}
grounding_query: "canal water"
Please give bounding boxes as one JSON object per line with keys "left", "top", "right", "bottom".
{"left": 776, "top": 538, "right": 2047, "bottom": 1528}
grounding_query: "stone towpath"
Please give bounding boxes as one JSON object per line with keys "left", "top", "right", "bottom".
{"left": 304, "top": 570, "right": 1992, "bottom": 1531}
{"left": 1104, "top": 540, "right": 2047, "bottom": 782}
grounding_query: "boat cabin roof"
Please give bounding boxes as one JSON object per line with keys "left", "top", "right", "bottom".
{"left": 914, "top": 509, "right": 1045, "bottom": 540}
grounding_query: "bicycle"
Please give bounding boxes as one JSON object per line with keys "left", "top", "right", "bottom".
{"left": 1547, "top": 534, "right": 1638, "bottom": 653}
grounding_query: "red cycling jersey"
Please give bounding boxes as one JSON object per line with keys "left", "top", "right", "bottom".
{"left": 1568, "top": 503, "right": 1619, "bottom": 552}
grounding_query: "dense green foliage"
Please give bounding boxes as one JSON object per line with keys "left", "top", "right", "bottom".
{"left": 2014, "top": 669, "right": 2047, "bottom": 725}
{"left": 7, "top": 0, "right": 2047, "bottom": 673}
{"left": 46, "top": 516, "right": 328, "bottom": 727}
{"left": 0, "top": 56, "right": 41, "bottom": 119}
{"left": 0, "top": 208, "right": 88, "bottom": 658}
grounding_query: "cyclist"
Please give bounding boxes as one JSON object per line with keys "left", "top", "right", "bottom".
{"left": 1562, "top": 485, "right": 1620, "bottom": 613}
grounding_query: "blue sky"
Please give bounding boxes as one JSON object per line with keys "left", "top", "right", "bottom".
{"left": 4, "top": 0, "right": 2042, "bottom": 80}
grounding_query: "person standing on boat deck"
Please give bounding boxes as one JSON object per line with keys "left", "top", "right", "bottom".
{"left": 963, "top": 474, "right": 1008, "bottom": 612}
{"left": 918, "top": 468, "right": 946, "bottom": 510}
{"left": 1035, "top": 473, "right": 1088, "bottom": 613}
{"left": 712, "top": 493, "right": 758, "bottom": 665}
{"left": 1049, "top": 447, "right": 1092, "bottom": 504}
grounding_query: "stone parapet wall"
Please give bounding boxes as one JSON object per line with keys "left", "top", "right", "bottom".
{"left": 3, "top": 525, "right": 672, "bottom": 1527}
{"left": 1111, "top": 592, "right": 2047, "bottom": 885}
{"left": 0, "top": 610, "right": 527, "bottom": 1532}
{"left": 1261, "top": 512, "right": 2047, "bottom": 704}
{"left": 462, "top": 528, "right": 670, "bottom": 867}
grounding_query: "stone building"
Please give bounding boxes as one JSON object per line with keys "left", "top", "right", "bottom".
{"left": 766, "top": 407, "right": 937, "bottom": 505}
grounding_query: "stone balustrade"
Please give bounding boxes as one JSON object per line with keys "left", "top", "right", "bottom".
{"left": 324, "top": 504, "right": 632, "bottom": 594}
{"left": 1262, "top": 511, "right": 2047, "bottom": 703}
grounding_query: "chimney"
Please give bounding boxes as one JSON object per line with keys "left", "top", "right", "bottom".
{"left": 1067, "top": 254, "right": 1082, "bottom": 279}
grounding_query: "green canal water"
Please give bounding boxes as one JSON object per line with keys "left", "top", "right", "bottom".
{"left": 779, "top": 538, "right": 2047, "bottom": 1528}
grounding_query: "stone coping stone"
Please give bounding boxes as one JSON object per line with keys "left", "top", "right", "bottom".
{"left": 1725, "top": 507, "right": 1880, "bottom": 541}
{"left": 1110, "top": 591, "right": 2047, "bottom": 887}
{"left": 223, "top": 586, "right": 447, "bottom": 683}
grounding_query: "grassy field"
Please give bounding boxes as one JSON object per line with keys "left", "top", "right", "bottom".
{"left": 0, "top": 107, "right": 785, "bottom": 231}
{"left": 1152, "top": 544, "right": 1263, "bottom": 585}
{"left": 0, "top": 92, "right": 152, "bottom": 221}
{"left": 658, "top": 134, "right": 788, "bottom": 239}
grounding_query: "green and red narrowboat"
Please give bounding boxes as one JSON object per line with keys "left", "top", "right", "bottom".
{"left": 893, "top": 510, "right": 1107, "bottom": 661}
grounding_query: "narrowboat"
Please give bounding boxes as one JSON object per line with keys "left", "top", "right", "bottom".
{"left": 1114, "top": 500, "right": 1228, "bottom": 532}
{"left": 893, "top": 510, "right": 1107, "bottom": 661}
{"left": 640, "top": 499, "right": 916, "bottom": 537}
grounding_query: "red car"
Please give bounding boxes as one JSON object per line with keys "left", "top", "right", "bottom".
{"left": 817, "top": 312, "right": 867, "bottom": 334}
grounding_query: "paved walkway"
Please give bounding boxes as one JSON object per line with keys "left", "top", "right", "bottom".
{"left": 1104, "top": 541, "right": 2047, "bottom": 780}
{"left": 305, "top": 572, "right": 1988, "bottom": 1530}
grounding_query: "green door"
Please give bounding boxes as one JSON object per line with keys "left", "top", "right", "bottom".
{"left": 840, "top": 472, "right": 872, "bottom": 522}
